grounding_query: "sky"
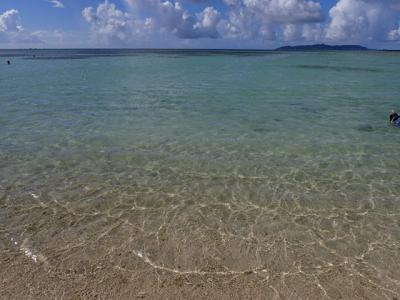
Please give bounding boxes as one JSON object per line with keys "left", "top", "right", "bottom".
{"left": 1, "top": 0, "right": 400, "bottom": 49}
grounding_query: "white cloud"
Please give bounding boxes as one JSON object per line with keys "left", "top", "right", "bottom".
{"left": 82, "top": 1, "right": 132, "bottom": 44}
{"left": 219, "top": 7, "right": 277, "bottom": 40}
{"left": 283, "top": 24, "right": 301, "bottom": 41}
{"left": 326, "top": 0, "right": 400, "bottom": 43}
{"left": 82, "top": 0, "right": 223, "bottom": 45}
{"left": 124, "top": 0, "right": 222, "bottom": 39}
{"left": 302, "top": 23, "right": 322, "bottom": 42}
{"left": 388, "top": 27, "right": 400, "bottom": 40}
{"left": 241, "top": 0, "right": 324, "bottom": 24}
{"left": 48, "top": 0, "right": 65, "bottom": 8}
{"left": 279, "top": 23, "right": 323, "bottom": 43}
{"left": 194, "top": 7, "right": 221, "bottom": 38}
{"left": 0, "top": 9, "right": 22, "bottom": 33}
{"left": 218, "top": 0, "right": 324, "bottom": 42}
{"left": 0, "top": 9, "right": 41, "bottom": 44}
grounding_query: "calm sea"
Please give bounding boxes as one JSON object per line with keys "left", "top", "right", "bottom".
{"left": 1, "top": 49, "right": 400, "bottom": 298}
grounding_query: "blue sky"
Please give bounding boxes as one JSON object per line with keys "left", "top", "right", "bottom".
{"left": 1, "top": 0, "right": 400, "bottom": 49}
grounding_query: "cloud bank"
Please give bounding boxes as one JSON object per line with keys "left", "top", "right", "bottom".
{"left": 80, "top": 0, "right": 400, "bottom": 47}
{"left": 2, "top": 0, "right": 400, "bottom": 47}
{"left": 81, "top": 0, "right": 327, "bottom": 45}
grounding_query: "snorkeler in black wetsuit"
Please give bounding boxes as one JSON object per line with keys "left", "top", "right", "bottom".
{"left": 389, "top": 110, "right": 400, "bottom": 126}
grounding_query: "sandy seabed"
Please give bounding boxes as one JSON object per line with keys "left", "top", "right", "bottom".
{"left": 1, "top": 178, "right": 400, "bottom": 300}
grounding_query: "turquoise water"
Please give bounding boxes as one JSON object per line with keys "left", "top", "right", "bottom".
{"left": 1, "top": 50, "right": 400, "bottom": 298}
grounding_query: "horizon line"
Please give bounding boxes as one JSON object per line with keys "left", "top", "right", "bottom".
{"left": 1, "top": 45, "right": 399, "bottom": 51}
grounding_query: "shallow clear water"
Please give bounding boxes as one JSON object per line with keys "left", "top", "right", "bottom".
{"left": 1, "top": 50, "right": 400, "bottom": 299}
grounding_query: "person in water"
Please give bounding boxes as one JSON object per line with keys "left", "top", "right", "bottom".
{"left": 389, "top": 110, "right": 400, "bottom": 126}
{"left": 6, "top": 60, "right": 10, "bottom": 65}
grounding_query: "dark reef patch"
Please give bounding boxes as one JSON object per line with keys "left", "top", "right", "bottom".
{"left": 297, "top": 64, "right": 381, "bottom": 73}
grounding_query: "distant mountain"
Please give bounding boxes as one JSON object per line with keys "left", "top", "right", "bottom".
{"left": 275, "top": 44, "right": 369, "bottom": 51}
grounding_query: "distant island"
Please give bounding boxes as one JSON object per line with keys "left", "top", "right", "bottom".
{"left": 275, "top": 44, "right": 369, "bottom": 51}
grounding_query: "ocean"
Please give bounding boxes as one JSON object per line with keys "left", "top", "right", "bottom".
{"left": 1, "top": 49, "right": 399, "bottom": 299}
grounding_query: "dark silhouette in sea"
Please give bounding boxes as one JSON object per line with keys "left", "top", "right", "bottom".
{"left": 390, "top": 110, "right": 400, "bottom": 127}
